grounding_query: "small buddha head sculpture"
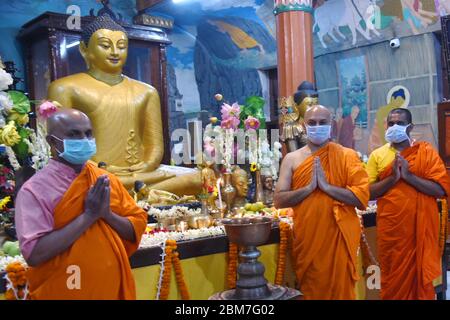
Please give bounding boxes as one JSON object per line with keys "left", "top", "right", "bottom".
{"left": 231, "top": 166, "right": 249, "bottom": 198}
{"left": 134, "top": 180, "right": 149, "bottom": 200}
{"left": 262, "top": 175, "right": 274, "bottom": 191}
{"left": 294, "top": 81, "right": 319, "bottom": 119}
{"left": 80, "top": 14, "right": 128, "bottom": 74}
{"left": 98, "top": 161, "right": 107, "bottom": 169}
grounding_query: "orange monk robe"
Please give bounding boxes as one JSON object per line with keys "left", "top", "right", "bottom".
{"left": 291, "top": 142, "right": 370, "bottom": 300}
{"left": 26, "top": 162, "right": 148, "bottom": 300}
{"left": 377, "top": 142, "right": 450, "bottom": 300}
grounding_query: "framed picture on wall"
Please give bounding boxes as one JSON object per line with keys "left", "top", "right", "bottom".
{"left": 437, "top": 101, "right": 450, "bottom": 171}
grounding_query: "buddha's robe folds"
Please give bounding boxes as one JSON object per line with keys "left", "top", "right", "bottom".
{"left": 26, "top": 162, "right": 147, "bottom": 299}
{"left": 377, "top": 142, "right": 450, "bottom": 300}
{"left": 291, "top": 142, "right": 369, "bottom": 300}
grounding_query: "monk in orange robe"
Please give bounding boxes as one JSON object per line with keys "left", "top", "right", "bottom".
{"left": 15, "top": 109, "right": 147, "bottom": 299}
{"left": 368, "top": 108, "right": 450, "bottom": 300}
{"left": 274, "top": 105, "right": 369, "bottom": 299}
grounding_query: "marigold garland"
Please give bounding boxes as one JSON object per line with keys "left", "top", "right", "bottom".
{"left": 227, "top": 242, "right": 239, "bottom": 289}
{"left": 172, "top": 247, "right": 190, "bottom": 300}
{"left": 439, "top": 199, "right": 448, "bottom": 256}
{"left": 275, "top": 221, "right": 290, "bottom": 285}
{"left": 4, "top": 261, "right": 28, "bottom": 300}
{"left": 157, "top": 239, "right": 191, "bottom": 300}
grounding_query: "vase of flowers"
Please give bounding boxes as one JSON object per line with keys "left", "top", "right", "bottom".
{"left": 222, "top": 172, "right": 236, "bottom": 217}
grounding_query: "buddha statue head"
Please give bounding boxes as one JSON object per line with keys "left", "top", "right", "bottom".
{"left": 231, "top": 166, "right": 249, "bottom": 198}
{"left": 79, "top": 14, "right": 128, "bottom": 75}
{"left": 294, "top": 81, "right": 319, "bottom": 119}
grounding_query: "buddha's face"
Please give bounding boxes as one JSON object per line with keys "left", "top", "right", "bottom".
{"left": 297, "top": 96, "right": 318, "bottom": 118}
{"left": 390, "top": 96, "right": 405, "bottom": 108}
{"left": 80, "top": 29, "right": 128, "bottom": 74}
{"left": 233, "top": 173, "right": 248, "bottom": 197}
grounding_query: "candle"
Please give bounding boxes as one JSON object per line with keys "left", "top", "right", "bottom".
{"left": 217, "top": 178, "right": 223, "bottom": 209}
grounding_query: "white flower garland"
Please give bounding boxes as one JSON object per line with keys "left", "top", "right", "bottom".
{"left": 223, "top": 129, "right": 234, "bottom": 171}
{"left": 28, "top": 124, "right": 51, "bottom": 171}
{"left": 5, "top": 145, "right": 20, "bottom": 171}
{"left": 155, "top": 240, "right": 167, "bottom": 300}
{"left": 147, "top": 206, "right": 201, "bottom": 220}
{"left": 139, "top": 226, "right": 225, "bottom": 249}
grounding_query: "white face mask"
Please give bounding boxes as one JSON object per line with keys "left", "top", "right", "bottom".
{"left": 385, "top": 124, "right": 411, "bottom": 144}
{"left": 306, "top": 125, "right": 331, "bottom": 145}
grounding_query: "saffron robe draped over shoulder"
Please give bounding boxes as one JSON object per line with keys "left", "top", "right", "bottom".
{"left": 377, "top": 141, "right": 450, "bottom": 300}
{"left": 291, "top": 142, "right": 369, "bottom": 300}
{"left": 26, "top": 162, "right": 148, "bottom": 300}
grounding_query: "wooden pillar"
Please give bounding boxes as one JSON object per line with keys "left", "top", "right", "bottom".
{"left": 275, "top": 0, "right": 315, "bottom": 151}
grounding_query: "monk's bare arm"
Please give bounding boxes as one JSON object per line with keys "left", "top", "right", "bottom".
{"left": 316, "top": 158, "right": 363, "bottom": 208}
{"left": 321, "top": 184, "right": 364, "bottom": 208}
{"left": 27, "top": 176, "right": 110, "bottom": 266}
{"left": 403, "top": 173, "right": 446, "bottom": 198}
{"left": 27, "top": 213, "right": 97, "bottom": 267}
{"left": 104, "top": 212, "right": 136, "bottom": 242}
{"left": 369, "top": 176, "right": 397, "bottom": 200}
{"left": 274, "top": 154, "right": 315, "bottom": 208}
{"left": 398, "top": 155, "right": 446, "bottom": 198}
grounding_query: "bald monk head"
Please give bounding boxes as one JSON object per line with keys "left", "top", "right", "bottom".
{"left": 46, "top": 109, "right": 96, "bottom": 171}
{"left": 304, "top": 105, "right": 332, "bottom": 146}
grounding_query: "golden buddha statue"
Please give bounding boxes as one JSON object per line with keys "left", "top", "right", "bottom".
{"left": 47, "top": 15, "right": 201, "bottom": 194}
{"left": 280, "top": 81, "right": 318, "bottom": 153}
{"left": 231, "top": 166, "right": 249, "bottom": 209}
{"left": 133, "top": 181, "right": 196, "bottom": 206}
{"left": 199, "top": 159, "right": 218, "bottom": 209}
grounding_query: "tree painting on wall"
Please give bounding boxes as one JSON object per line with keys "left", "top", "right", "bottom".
{"left": 336, "top": 55, "right": 369, "bottom": 150}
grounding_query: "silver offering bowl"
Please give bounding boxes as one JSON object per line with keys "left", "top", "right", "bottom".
{"left": 209, "top": 217, "right": 301, "bottom": 300}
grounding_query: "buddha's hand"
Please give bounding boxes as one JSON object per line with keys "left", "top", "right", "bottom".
{"left": 106, "top": 165, "right": 134, "bottom": 176}
{"left": 129, "top": 161, "right": 157, "bottom": 173}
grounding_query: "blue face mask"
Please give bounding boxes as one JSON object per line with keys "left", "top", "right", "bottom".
{"left": 306, "top": 125, "right": 331, "bottom": 145}
{"left": 52, "top": 135, "right": 97, "bottom": 165}
{"left": 385, "top": 124, "right": 411, "bottom": 144}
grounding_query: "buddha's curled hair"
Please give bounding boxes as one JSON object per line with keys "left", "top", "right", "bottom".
{"left": 81, "top": 14, "right": 127, "bottom": 45}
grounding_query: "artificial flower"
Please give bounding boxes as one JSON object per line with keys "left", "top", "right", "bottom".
{"left": 244, "top": 116, "right": 260, "bottom": 130}
{"left": 0, "top": 114, "right": 5, "bottom": 128}
{"left": 214, "top": 94, "right": 223, "bottom": 101}
{"left": 221, "top": 102, "right": 241, "bottom": 119}
{"left": 7, "top": 110, "right": 29, "bottom": 126}
{"left": 0, "top": 196, "right": 11, "bottom": 210}
{"left": 250, "top": 162, "right": 258, "bottom": 172}
{"left": 0, "top": 92, "right": 13, "bottom": 113}
{"left": 0, "top": 121, "right": 21, "bottom": 146}
{"left": 220, "top": 117, "right": 240, "bottom": 130}
{"left": 204, "top": 136, "right": 216, "bottom": 158}
{"left": 0, "top": 68, "right": 13, "bottom": 91}
{"left": 37, "top": 100, "right": 59, "bottom": 119}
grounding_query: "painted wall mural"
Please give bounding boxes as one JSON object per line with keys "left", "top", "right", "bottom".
{"left": 155, "top": 0, "right": 277, "bottom": 138}
{"left": 0, "top": 0, "right": 446, "bottom": 157}
{"left": 336, "top": 55, "right": 368, "bottom": 150}
{"left": 312, "top": 0, "right": 446, "bottom": 56}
